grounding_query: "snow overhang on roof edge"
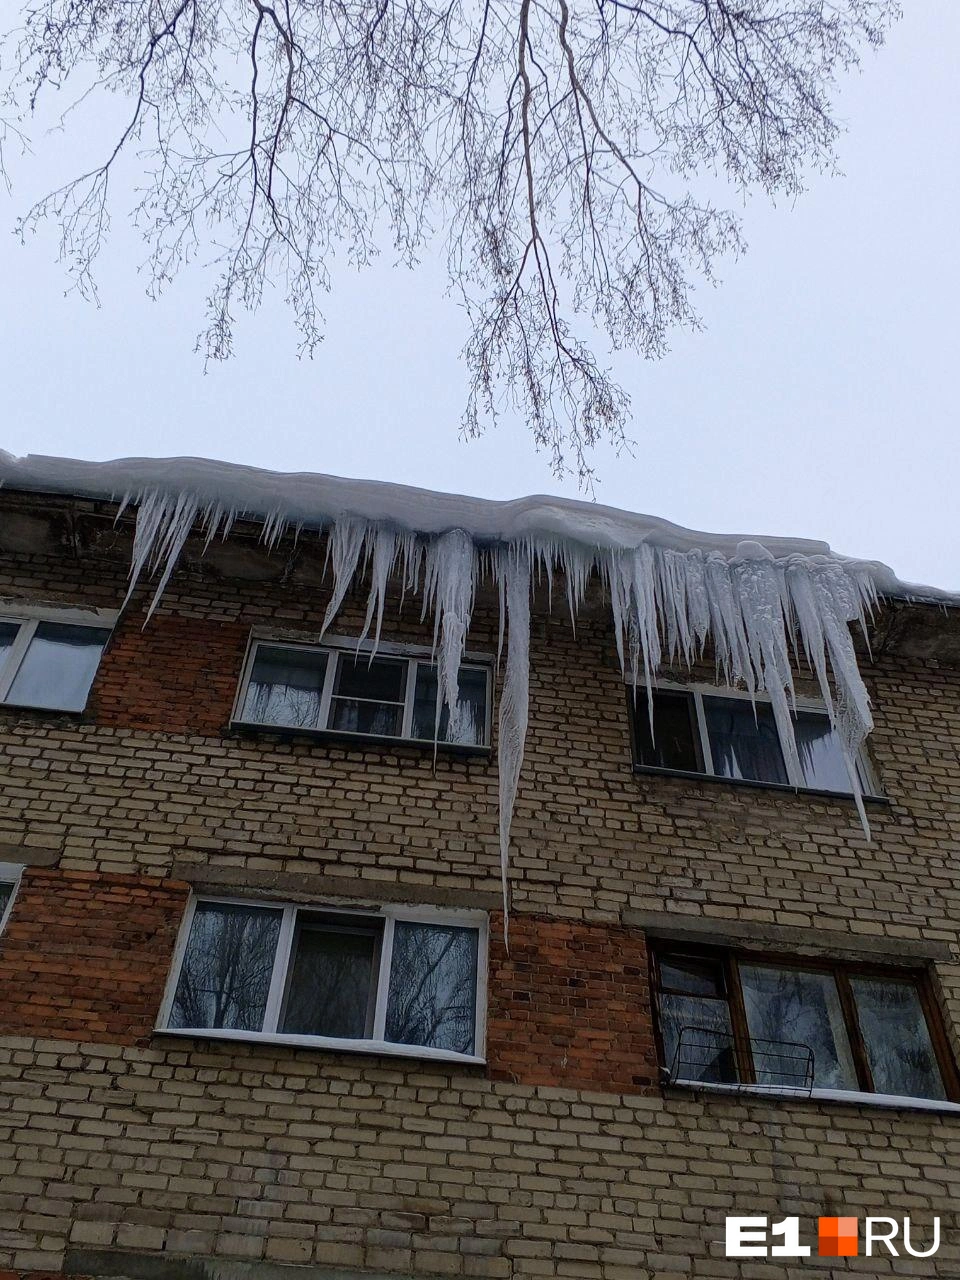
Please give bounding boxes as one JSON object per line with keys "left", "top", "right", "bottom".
{"left": 0, "top": 450, "right": 953, "bottom": 604}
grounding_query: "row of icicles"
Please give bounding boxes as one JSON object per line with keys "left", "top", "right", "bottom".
{"left": 115, "top": 488, "right": 878, "bottom": 939}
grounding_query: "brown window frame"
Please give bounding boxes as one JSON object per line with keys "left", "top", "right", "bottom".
{"left": 651, "top": 943, "right": 960, "bottom": 1102}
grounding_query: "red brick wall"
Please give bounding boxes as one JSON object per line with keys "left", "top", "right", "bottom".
{"left": 0, "top": 1273, "right": 76, "bottom": 1279}
{"left": 0, "top": 869, "right": 188, "bottom": 1044}
{"left": 89, "top": 613, "right": 250, "bottom": 734}
{"left": 0, "top": 872, "right": 658, "bottom": 1093}
{"left": 486, "top": 912, "right": 659, "bottom": 1093}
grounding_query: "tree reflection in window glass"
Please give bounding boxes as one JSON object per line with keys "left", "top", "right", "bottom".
{"left": 658, "top": 955, "right": 737, "bottom": 1084}
{"left": 0, "top": 881, "right": 13, "bottom": 919}
{"left": 281, "top": 920, "right": 379, "bottom": 1039}
{"left": 740, "top": 964, "right": 857, "bottom": 1090}
{"left": 243, "top": 647, "right": 328, "bottom": 728}
{"left": 7, "top": 623, "right": 111, "bottom": 711}
{"left": 169, "top": 902, "right": 282, "bottom": 1031}
{"left": 851, "top": 976, "right": 945, "bottom": 1100}
{"left": 385, "top": 922, "right": 478, "bottom": 1053}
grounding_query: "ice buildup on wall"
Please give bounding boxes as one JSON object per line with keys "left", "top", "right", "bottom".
{"left": 2, "top": 452, "right": 939, "bottom": 929}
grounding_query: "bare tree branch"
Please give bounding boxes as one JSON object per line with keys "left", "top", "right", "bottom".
{"left": 2, "top": 0, "right": 899, "bottom": 481}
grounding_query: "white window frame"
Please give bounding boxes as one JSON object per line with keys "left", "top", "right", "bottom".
{"left": 0, "top": 604, "right": 117, "bottom": 711}
{"left": 630, "top": 678, "right": 880, "bottom": 797}
{"left": 156, "top": 894, "right": 489, "bottom": 1065}
{"left": 0, "top": 862, "right": 24, "bottom": 934}
{"left": 232, "top": 632, "right": 493, "bottom": 749}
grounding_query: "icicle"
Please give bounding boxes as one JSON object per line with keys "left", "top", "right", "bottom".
{"left": 120, "top": 489, "right": 200, "bottom": 621}
{"left": 608, "top": 544, "right": 660, "bottom": 733}
{"left": 320, "top": 518, "right": 366, "bottom": 635}
{"left": 359, "top": 527, "right": 400, "bottom": 655}
{"left": 703, "top": 552, "right": 753, "bottom": 690}
{"left": 494, "top": 544, "right": 531, "bottom": 946}
{"left": 732, "top": 543, "right": 803, "bottom": 785}
{"left": 423, "top": 529, "right": 476, "bottom": 742}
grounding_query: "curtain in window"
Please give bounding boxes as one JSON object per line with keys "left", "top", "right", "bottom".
{"left": 793, "top": 711, "right": 853, "bottom": 792}
{"left": 704, "top": 697, "right": 788, "bottom": 785}
{"left": 281, "top": 921, "right": 379, "bottom": 1039}
{"left": 243, "top": 648, "right": 327, "bottom": 728}
{"left": 412, "top": 666, "right": 487, "bottom": 745}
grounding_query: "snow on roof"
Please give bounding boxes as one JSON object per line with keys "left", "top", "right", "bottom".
{"left": 0, "top": 450, "right": 950, "bottom": 602}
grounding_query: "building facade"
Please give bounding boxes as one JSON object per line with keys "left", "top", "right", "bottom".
{"left": 1, "top": 474, "right": 959, "bottom": 1279}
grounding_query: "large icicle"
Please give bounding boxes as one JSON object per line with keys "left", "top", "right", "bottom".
{"left": 423, "top": 529, "right": 477, "bottom": 742}
{"left": 320, "top": 518, "right": 366, "bottom": 634}
{"left": 494, "top": 544, "right": 531, "bottom": 942}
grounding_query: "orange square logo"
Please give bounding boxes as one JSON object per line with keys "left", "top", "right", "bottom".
{"left": 818, "top": 1216, "right": 858, "bottom": 1256}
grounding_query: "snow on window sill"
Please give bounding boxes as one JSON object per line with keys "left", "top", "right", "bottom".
{"left": 666, "top": 1078, "right": 960, "bottom": 1114}
{"left": 230, "top": 719, "right": 492, "bottom": 758}
{"left": 633, "top": 763, "right": 888, "bottom": 805}
{"left": 154, "top": 1025, "right": 486, "bottom": 1067}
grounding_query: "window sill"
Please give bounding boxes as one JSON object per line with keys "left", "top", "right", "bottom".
{"left": 666, "top": 1079, "right": 960, "bottom": 1114}
{"left": 230, "top": 719, "right": 492, "bottom": 759}
{"left": 633, "top": 764, "right": 888, "bottom": 805}
{"left": 0, "top": 700, "right": 86, "bottom": 718}
{"left": 154, "top": 1026, "right": 486, "bottom": 1067}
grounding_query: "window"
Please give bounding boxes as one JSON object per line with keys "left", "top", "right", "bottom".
{"left": 631, "top": 684, "right": 873, "bottom": 795}
{"left": 160, "top": 897, "right": 487, "bottom": 1062}
{"left": 0, "top": 613, "right": 112, "bottom": 712}
{"left": 235, "top": 638, "right": 491, "bottom": 748}
{"left": 0, "top": 863, "right": 24, "bottom": 933}
{"left": 653, "top": 945, "right": 956, "bottom": 1102}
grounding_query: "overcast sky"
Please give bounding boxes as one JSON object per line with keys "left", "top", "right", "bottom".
{"left": 1, "top": 4, "right": 957, "bottom": 590}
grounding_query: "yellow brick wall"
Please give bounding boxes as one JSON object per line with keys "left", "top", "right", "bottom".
{"left": 0, "top": 492, "right": 958, "bottom": 1278}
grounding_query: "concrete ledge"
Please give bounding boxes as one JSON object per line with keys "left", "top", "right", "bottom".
{"left": 65, "top": 1248, "right": 456, "bottom": 1280}
{"left": 0, "top": 842, "right": 60, "bottom": 867}
{"left": 623, "top": 908, "right": 954, "bottom": 965}
{"left": 170, "top": 861, "right": 502, "bottom": 913}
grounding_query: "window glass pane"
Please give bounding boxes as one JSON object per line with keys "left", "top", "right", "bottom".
{"left": 0, "top": 881, "right": 14, "bottom": 920}
{"left": 0, "top": 621, "right": 20, "bottom": 667}
{"left": 633, "top": 690, "right": 701, "bottom": 772}
{"left": 329, "top": 697, "right": 404, "bottom": 736}
{"left": 740, "top": 964, "right": 857, "bottom": 1090}
{"left": 794, "top": 711, "right": 852, "bottom": 793}
{"left": 660, "top": 992, "right": 737, "bottom": 1084}
{"left": 242, "top": 646, "right": 327, "bottom": 728}
{"left": 851, "top": 976, "right": 946, "bottom": 1100}
{"left": 704, "top": 697, "right": 788, "bottom": 785}
{"left": 660, "top": 954, "right": 725, "bottom": 997}
{"left": 281, "top": 918, "right": 379, "bottom": 1039}
{"left": 6, "top": 623, "right": 110, "bottom": 711}
{"left": 169, "top": 902, "right": 282, "bottom": 1032}
{"left": 329, "top": 655, "right": 406, "bottom": 736}
{"left": 334, "top": 655, "right": 406, "bottom": 702}
{"left": 385, "top": 921, "right": 479, "bottom": 1054}
{"left": 411, "top": 666, "right": 488, "bottom": 746}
